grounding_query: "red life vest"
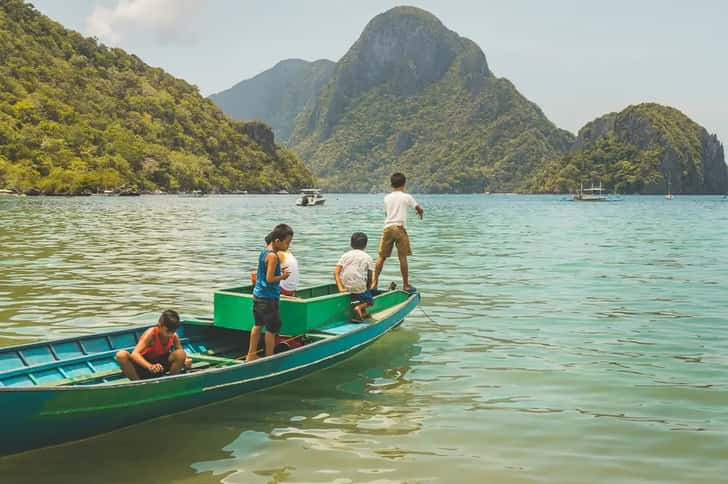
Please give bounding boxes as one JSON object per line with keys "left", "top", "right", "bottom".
{"left": 141, "top": 326, "right": 174, "bottom": 360}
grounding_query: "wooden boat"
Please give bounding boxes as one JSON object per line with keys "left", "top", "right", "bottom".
{"left": 0, "top": 284, "right": 419, "bottom": 455}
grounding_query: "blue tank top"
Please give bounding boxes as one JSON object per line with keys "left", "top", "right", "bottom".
{"left": 253, "top": 248, "right": 281, "bottom": 299}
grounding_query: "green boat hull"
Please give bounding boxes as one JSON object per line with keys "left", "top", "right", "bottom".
{"left": 0, "top": 290, "right": 419, "bottom": 455}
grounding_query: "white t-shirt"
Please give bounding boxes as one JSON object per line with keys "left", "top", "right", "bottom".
{"left": 336, "top": 249, "right": 373, "bottom": 293}
{"left": 384, "top": 191, "right": 418, "bottom": 228}
{"left": 279, "top": 250, "right": 299, "bottom": 292}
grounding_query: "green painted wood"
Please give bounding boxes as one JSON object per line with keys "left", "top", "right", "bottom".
{"left": 48, "top": 368, "right": 121, "bottom": 387}
{"left": 214, "top": 283, "right": 355, "bottom": 334}
{"left": 190, "top": 354, "right": 241, "bottom": 365}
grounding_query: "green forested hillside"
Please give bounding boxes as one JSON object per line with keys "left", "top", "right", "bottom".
{"left": 288, "top": 7, "right": 574, "bottom": 193}
{"left": 530, "top": 104, "right": 727, "bottom": 194}
{"left": 0, "top": 0, "right": 313, "bottom": 194}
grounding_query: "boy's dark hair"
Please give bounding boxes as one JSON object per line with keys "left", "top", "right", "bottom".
{"left": 390, "top": 172, "right": 406, "bottom": 188}
{"left": 159, "top": 309, "right": 180, "bottom": 331}
{"left": 270, "top": 223, "right": 293, "bottom": 242}
{"left": 350, "top": 232, "right": 368, "bottom": 250}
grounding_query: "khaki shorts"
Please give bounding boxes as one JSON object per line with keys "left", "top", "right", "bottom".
{"left": 378, "top": 226, "right": 412, "bottom": 258}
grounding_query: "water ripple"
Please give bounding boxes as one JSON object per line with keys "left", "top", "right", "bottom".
{"left": 1, "top": 194, "right": 727, "bottom": 483}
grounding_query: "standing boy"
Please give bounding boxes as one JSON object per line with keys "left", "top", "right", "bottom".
{"left": 371, "top": 173, "right": 424, "bottom": 292}
{"left": 247, "top": 224, "right": 293, "bottom": 362}
{"left": 334, "top": 232, "right": 374, "bottom": 321}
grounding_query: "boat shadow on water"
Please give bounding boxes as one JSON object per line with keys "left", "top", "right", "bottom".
{"left": 0, "top": 328, "right": 421, "bottom": 482}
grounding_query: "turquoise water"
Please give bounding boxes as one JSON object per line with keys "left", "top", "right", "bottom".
{"left": 1, "top": 194, "right": 727, "bottom": 483}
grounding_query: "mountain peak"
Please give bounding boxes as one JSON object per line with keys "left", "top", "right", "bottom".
{"left": 294, "top": 6, "right": 492, "bottom": 141}
{"left": 347, "top": 5, "right": 488, "bottom": 97}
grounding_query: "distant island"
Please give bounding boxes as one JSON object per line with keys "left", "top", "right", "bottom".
{"left": 530, "top": 103, "right": 727, "bottom": 194}
{"left": 212, "top": 6, "right": 727, "bottom": 195}
{"left": 0, "top": 0, "right": 313, "bottom": 195}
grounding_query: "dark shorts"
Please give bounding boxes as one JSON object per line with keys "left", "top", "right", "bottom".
{"left": 133, "top": 354, "right": 171, "bottom": 380}
{"left": 351, "top": 289, "right": 374, "bottom": 307}
{"left": 253, "top": 296, "right": 282, "bottom": 333}
{"left": 378, "top": 225, "right": 412, "bottom": 258}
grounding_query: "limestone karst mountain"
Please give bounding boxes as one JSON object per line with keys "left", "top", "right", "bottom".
{"left": 531, "top": 103, "right": 727, "bottom": 194}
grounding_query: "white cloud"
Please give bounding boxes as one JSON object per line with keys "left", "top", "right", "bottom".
{"left": 86, "top": 0, "right": 206, "bottom": 45}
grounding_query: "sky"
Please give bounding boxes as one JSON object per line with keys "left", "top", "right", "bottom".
{"left": 29, "top": 0, "right": 728, "bottom": 144}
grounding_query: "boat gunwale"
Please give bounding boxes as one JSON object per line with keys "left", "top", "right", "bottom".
{"left": 0, "top": 292, "right": 419, "bottom": 393}
{"left": 0, "top": 324, "right": 150, "bottom": 354}
{"left": 215, "top": 286, "right": 345, "bottom": 303}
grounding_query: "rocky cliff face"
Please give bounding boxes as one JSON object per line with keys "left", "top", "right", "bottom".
{"left": 288, "top": 6, "right": 572, "bottom": 192}
{"left": 302, "top": 7, "right": 481, "bottom": 139}
{"left": 209, "top": 58, "right": 335, "bottom": 144}
{"left": 700, "top": 131, "right": 727, "bottom": 193}
{"left": 573, "top": 104, "right": 727, "bottom": 193}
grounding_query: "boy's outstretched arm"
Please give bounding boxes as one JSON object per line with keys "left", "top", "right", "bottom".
{"left": 415, "top": 204, "right": 424, "bottom": 219}
{"left": 334, "top": 265, "right": 347, "bottom": 292}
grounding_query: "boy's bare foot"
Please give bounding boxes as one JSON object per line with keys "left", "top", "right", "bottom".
{"left": 245, "top": 352, "right": 260, "bottom": 363}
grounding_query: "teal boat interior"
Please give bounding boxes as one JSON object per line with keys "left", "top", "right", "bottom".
{"left": 0, "top": 285, "right": 412, "bottom": 388}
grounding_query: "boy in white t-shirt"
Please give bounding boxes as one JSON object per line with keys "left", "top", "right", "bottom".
{"left": 371, "top": 173, "right": 424, "bottom": 292}
{"left": 279, "top": 249, "right": 299, "bottom": 296}
{"left": 334, "top": 232, "right": 374, "bottom": 321}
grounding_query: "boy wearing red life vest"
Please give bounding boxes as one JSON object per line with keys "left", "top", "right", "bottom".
{"left": 116, "top": 309, "right": 191, "bottom": 380}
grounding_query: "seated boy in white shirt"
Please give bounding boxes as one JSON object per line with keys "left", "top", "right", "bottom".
{"left": 334, "top": 232, "right": 374, "bottom": 321}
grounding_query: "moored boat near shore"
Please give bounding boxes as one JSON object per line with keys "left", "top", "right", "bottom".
{"left": 571, "top": 182, "right": 622, "bottom": 202}
{"left": 296, "top": 188, "right": 326, "bottom": 206}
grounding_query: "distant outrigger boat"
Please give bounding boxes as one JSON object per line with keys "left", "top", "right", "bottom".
{"left": 178, "top": 190, "right": 206, "bottom": 197}
{"left": 91, "top": 190, "right": 115, "bottom": 196}
{"left": 296, "top": 188, "right": 326, "bottom": 206}
{"left": 572, "top": 182, "right": 612, "bottom": 202}
{"left": 0, "top": 283, "right": 419, "bottom": 455}
{"left": 665, "top": 172, "right": 673, "bottom": 200}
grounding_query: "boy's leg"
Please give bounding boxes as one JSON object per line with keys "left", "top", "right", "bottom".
{"left": 372, "top": 256, "right": 386, "bottom": 289}
{"left": 246, "top": 325, "right": 262, "bottom": 362}
{"left": 355, "top": 302, "right": 373, "bottom": 320}
{"left": 115, "top": 350, "right": 141, "bottom": 380}
{"left": 398, "top": 253, "right": 410, "bottom": 290}
{"left": 264, "top": 298, "right": 282, "bottom": 357}
{"left": 167, "top": 349, "right": 187, "bottom": 375}
{"left": 353, "top": 303, "right": 366, "bottom": 320}
{"left": 394, "top": 227, "right": 413, "bottom": 291}
{"left": 264, "top": 331, "right": 277, "bottom": 357}
{"left": 373, "top": 228, "right": 396, "bottom": 289}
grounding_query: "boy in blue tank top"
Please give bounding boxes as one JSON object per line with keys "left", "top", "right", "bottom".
{"left": 246, "top": 224, "right": 293, "bottom": 362}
